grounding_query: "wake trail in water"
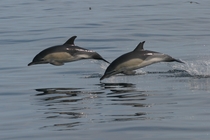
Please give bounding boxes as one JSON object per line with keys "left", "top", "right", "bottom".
{"left": 134, "top": 59, "right": 210, "bottom": 78}
{"left": 169, "top": 60, "right": 210, "bottom": 78}
{"left": 89, "top": 59, "right": 210, "bottom": 79}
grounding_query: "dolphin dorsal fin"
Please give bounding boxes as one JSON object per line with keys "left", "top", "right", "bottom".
{"left": 133, "top": 41, "right": 145, "bottom": 51}
{"left": 63, "top": 36, "right": 77, "bottom": 45}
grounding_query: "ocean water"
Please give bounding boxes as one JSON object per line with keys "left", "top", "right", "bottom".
{"left": 0, "top": 0, "right": 210, "bottom": 139}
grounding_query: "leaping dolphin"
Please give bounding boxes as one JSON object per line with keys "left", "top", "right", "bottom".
{"left": 28, "top": 36, "right": 109, "bottom": 66}
{"left": 100, "top": 41, "right": 184, "bottom": 80}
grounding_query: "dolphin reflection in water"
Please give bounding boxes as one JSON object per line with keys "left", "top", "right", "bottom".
{"left": 28, "top": 36, "right": 109, "bottom": 66}
{"left": 100, "top": 41, "right": 184, "bottom": 80}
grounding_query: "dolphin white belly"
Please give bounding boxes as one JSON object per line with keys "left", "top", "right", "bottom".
{"left": 44, "top": 52, "right": 74, "bottom": 62}
{"left": 136, "top": 53, "right": 168, "bottom": 68}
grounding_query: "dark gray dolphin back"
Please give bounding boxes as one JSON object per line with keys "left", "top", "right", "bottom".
{"left": 105, "top": 41, "right": 147, "bottom": 71}
{"left": 29, "top": 36, "right": 77, "bottom": 63}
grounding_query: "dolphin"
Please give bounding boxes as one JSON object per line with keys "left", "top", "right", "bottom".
{"left": 28, "top": 36, "right": 109, "bottom": 66}
{"left": 100, "top": 41, "right": 184, "bottom": 80}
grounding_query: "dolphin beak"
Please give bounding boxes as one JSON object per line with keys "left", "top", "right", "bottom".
{"left": 28, "top": 62, "right": 34, "bottom": 66}
{"left": 100, "top": 74, "right": 107, "bottom": 81}
{"left": 28, "top": 61, "right": 48, "bottom": 66}
{"left": 100, "top": 71, "right": 117, "bottom": 80}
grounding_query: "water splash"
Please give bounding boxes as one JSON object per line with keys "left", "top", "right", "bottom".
{"left": 135, "top": 69, "right": 147, "bottom": 75}
{"left": 170, "top": 60, "right": 210, "bottom": 78}
{"left": 90, "top": 60, "right": 109, "bottom": 70}
{"left": 91, "top": 59, "right": 210, "bottom": 79}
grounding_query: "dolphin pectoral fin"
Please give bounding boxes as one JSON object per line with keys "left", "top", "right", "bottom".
{"left": 50, "top": 61, "right": 64, "bottom": 66}
{"left": 122, "top": 70, "right": 136, "bottom": 75}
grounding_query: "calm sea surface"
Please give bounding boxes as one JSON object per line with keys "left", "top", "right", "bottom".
{"left": 0, "top": 0, "right": 210, "bottom": 140}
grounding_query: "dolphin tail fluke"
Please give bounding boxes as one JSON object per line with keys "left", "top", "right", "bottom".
{"left": 172, "top": 58, "right": 185, "bottom": 64}
{"left": 101, "top": 58, "right": 110, "bottom": 64}
{"left": 92, "top": 53, "right": 110, "bottom": 64}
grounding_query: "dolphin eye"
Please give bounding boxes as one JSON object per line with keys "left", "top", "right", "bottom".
{"left": 107, "top": 70, "right": 116, "bottom": 75}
